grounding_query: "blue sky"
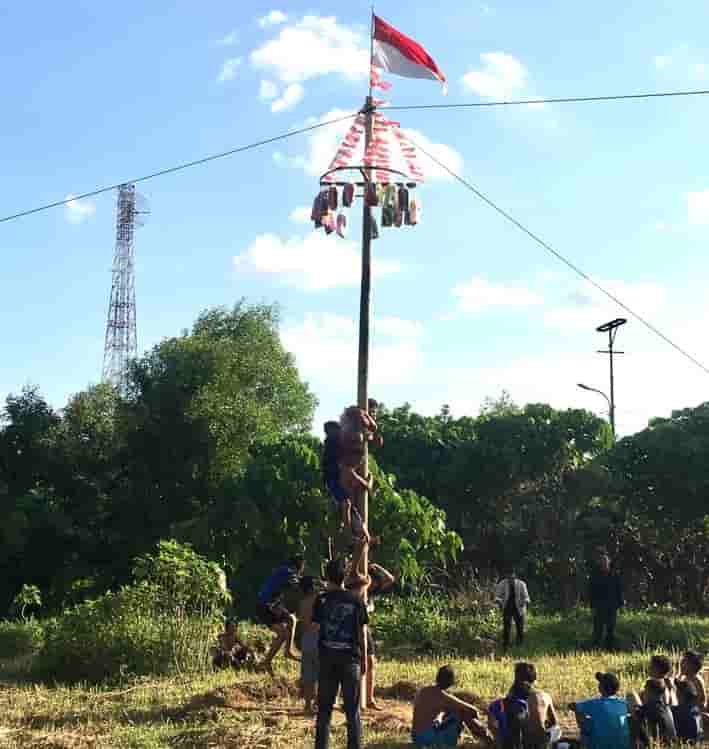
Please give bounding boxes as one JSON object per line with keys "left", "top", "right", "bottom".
{"left": 2, "top": 1, "right": 709, "bottom": 436}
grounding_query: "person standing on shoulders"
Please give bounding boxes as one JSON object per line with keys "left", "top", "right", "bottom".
{"left": 588, "top": 553, "right": 624, "bottom": 650}
{"left": 313, "top": 558, "right": 368, "bottom": 749}
{"left": 495, "top": 568, "right": 531, "bottom": 652}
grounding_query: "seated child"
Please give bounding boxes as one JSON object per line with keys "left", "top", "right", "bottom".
{"left": 678, "top": 650, "right": 707, "bottom": 711}
{"left": 572, "top": 672, "right": 629, "bottom": 749}
{"left": 322, "top": 420, "right": 371, "bottom": 542}
{"left": 636, "top": 680, "right": 677, "bottom": 744}
{"left": 297, "top": 576, "right": 320, "bottom": 714}
{"left": 212, "top": 620, "right": 252, "bottom": 670}
{"left": 412, "top": 665, "right": 491, "bottom": 747}
{"left": 672, "top": 681, "right": 704, "bottom": 743}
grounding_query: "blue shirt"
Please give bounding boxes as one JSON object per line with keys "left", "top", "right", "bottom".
{"left": 576, "top": 696, "right": 629, "bottom": 749}
{"left": 257, "top": 564, "right": 298, "bottom": 605}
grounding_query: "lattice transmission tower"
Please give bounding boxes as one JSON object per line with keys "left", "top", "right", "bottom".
{"left": 102, "top": 184, "right": 140, "bottom": 394}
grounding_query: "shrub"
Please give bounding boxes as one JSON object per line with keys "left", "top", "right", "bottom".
{"left": 37, "top": 540, "right": 229, "bottom": 683}
{"left": 0, "top": 619, "right": 43, "bottom": 659}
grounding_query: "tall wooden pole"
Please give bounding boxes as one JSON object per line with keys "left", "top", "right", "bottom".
{"left": 356, "top": 92, "right": 373, "bottom": 713}
{"left": 357, "top": 94, "right": 374, "bottom": 586}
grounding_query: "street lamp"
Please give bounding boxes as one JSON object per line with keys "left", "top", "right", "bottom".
{"left": 577, "top": 383, "right": 613, "bottom": 438}
{"left": 595, "top": 318, "right": 626, "bottom": 441}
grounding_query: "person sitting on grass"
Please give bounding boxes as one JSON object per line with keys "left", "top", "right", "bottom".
{"left": 489, "top": 662, "right": 559, "bottom": 749}
{"left": 634, "top": 679, "right": 677, "bottom": 745}
{"left": 678, "top": 650, "right": 707, "bottom": 711}
{"left": 256, "top": 556, "right": 304, "bottom": 675}
{"left": 672, "top": 680, "right": 704, "bottom": 744}
{"left": 638, "top": 655, "right": 677, "bottom": 706}
{"left": 571, "top": 672, "right": 629, "bottom": 749}
{"left": 211, "top": 620, "right": 253, "bottom": 670}
{"left": 412, "top": 665, "right": 491, "bottom": 747}
{"left": 297, "top": 575, "right": 320, "bottom": 715}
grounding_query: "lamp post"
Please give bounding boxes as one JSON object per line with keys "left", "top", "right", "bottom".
{"left": 577, "top": 383, "right": 614, "bottom": 440}
{"left": 594, "top": 318, "right": 626, "bottom": 441}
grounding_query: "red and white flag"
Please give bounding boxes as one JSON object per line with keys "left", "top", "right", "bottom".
{"left": 372, "top": 15, "right": 446, "bottom": 91}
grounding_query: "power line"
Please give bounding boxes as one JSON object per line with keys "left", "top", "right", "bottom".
{"left": 406, "top": 134, "right": 709, "bottom": 378}
{"left": 0, "top": 111, "right": 358, "bottom": 226}
{"left": 383, "top": 88, "right": 709, "bottom": 111}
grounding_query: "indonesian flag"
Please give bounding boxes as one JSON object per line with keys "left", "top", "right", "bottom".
{"left": 372, "top": 15, "right": 446, "bottom": 91}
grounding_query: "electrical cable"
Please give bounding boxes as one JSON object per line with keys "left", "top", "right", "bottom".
{"left": 0, "top": 111, "right": 359, "bottom": 225}
{"left": 406, "top": 133, "right": 709, "bottom": 377}
{"left": 382, "top": 88, "right": 709, "bottom": 111}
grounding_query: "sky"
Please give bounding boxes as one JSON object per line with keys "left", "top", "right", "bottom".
{"left": 2, "top": 0, "right": 709, "bottom": 437}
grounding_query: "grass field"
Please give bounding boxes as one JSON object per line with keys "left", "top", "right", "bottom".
{"left": 0, "top": 611, "right": 706, "bottom": 749}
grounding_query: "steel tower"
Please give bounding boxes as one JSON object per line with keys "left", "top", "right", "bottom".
{"left": 102, "top": 184, "right": 138, "bottom": 393}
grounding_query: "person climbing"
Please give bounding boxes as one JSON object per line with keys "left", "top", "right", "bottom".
{"left": 588, "top": 553, "right": 623, "bottom": 650}
{"left": 256, "top": 556, "right": 304, "bottom": 675}
{"left": 313, "top": 557, "right": 369, "bottom": 749}
{"left": 412, "top": 665, "right": 491, "bottom": 747}
{"left": 322, "top": 421, "right": 371, "bottom": 542}
{"left": 495, "top": 568, "right": 530, "bottom": 652}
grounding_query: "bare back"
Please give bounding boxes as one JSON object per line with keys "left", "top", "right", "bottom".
{"left": 413, "top": 686, "right": 448, "bottom": 734}
{"left": 527, "top": 689, "right": 558, "bottom": 739}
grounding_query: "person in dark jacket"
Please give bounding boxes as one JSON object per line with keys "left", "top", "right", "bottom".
{"left": 588, "top": 553, "right": 623, "bottom": 650}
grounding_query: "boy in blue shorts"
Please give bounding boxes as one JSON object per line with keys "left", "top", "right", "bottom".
{"left": 412, "top": 665, "right": 491, "bottom": 747}
{"left": 322, "top": 421, "right": 371, "bottom": 542}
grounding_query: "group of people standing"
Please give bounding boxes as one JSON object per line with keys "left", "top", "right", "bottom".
{"left": 493, "top": 551, "right": 625, "bottom": 652}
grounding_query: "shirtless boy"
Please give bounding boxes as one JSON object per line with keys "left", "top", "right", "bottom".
{"left": 412, "top": 665, "right": 491, "bottom": 747}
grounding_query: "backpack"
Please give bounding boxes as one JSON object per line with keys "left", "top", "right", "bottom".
{"left": 489, "top": 696, "right": 530, "bottom": 749}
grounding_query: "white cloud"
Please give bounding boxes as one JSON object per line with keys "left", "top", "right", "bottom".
{"left": 217, "top": 57, "right": 241, "bottom": 82}
{"left": 233, "top": 231, "right": 402, "bottom": 291}
{"left": 271, "top": 83, "right": 304, "bottom": 112}
{"left": 258, "top": 10, "right": 288, "bottom": 28}
{"left": 64, "top": 195, "right": 96, "bottom": 225}
{"left": 692, "top": 62, "right": 708, "bottom": 79}
{"left": 290, "top": 206, "right": 312, "bottom": 224}
{"left": 653, "top": 55, "right": 672, "bottom": 70}
{"left": 462, "top": 52, "right": 528, "bottom": 99}
{"left": 282, "top": 313, "right": 425, "bottom": 395}
{"left": 687, "top": 190, "right": 709, "bottom": 225}
{"left": 543, "top": 279, "right": 667, "bottom": 333}
{"left": 250, "top": 15, "right": 368, "bottom": 84}
{"left": 453, "top": 277, "right": 543, "bottom": 314}
{"left": 215, "top": 31, "right": 238, "bottom": 46}
{"left": 401, "top": 128, "right": 464, "bottom": 180}
{"left": 375, "top": 317, "right": 424, "bottom": 339}
{"left": 259, "top": 79, "right": 279, "bottom": 99}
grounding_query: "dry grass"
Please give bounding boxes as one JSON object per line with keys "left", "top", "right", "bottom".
{"left": 0, "top": 648, "right": 669, "bottom": 749}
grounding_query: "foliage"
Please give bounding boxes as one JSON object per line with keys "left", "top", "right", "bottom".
{"left": 37, "top": 542, "right": 225, "bottom": 683}
{"left": 11, "top": 584, "right": 41, "bottom": 621}
{"left": 0, "top": 619, "right": 43, "bottom": 659}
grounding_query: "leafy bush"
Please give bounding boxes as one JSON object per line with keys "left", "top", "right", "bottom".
{"left": 374, "top": 593, "right": 498, "bottom": 655}
{"left": 0, "top": 619, "right": 43, "bottom": 658}
{"left": 37, "top": 541, "right": 229, "bottom": 683}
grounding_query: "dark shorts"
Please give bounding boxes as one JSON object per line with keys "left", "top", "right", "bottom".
{"left": 257, "top": 602, "right": 291, "bottom": 628}
{"left": 325, "top": 477, "right": 349, "bottom": 504}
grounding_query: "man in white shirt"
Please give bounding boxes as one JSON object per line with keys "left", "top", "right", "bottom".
{"left": 495, "top": 568, "right": 531, "bottom": 652}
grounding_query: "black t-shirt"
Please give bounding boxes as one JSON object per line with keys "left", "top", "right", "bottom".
{"left": 313, "top": 588, "right": 369, "bottom": 660}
